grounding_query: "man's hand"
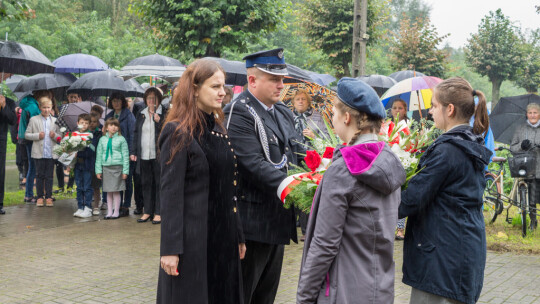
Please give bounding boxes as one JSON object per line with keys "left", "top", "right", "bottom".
{"left": 161, "top": 255, "right": 180, "bottom": 276}
{"left": 239, "top": 243, "right": 246, "bottom": 260}
{"left": 39, "top": 132, "right": 45, "bottom": 139}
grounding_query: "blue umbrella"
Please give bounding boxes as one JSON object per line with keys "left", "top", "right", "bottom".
{"left": 53, "top": 53, "right": 109, "bottom": 74}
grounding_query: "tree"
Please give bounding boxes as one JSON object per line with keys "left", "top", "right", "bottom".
{"left": 0, "top": 1, "right": 35, "bottom": 20}
{"left": 0, "top": 0, "right": 158, "bottom": 69}
{"left": 298, "top": 0, "right": 389, "bottom": 77}
{"left": 465, "top": 9, "right": 523, "bottom": 107}
{"left": 389, "top": 17, "right": 449, "bottom": 77}
{"left": 130, "top": 0, "right": 287, "bottom": 59}
{"left": 515, "top": 30, "right": 540, "bottom": 93}
{"left": 388, "top": 0, "right": 431, "bottom": 33}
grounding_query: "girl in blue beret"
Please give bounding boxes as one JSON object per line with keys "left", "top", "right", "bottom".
{"left": 297, "top": 78, "right": 406, "bottom": 303}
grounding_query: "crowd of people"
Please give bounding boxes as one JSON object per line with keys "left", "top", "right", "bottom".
{"left": 0, "top": 46, "right": 521, "bottom": 304}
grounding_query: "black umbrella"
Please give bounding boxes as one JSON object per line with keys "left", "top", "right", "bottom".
{"left": 124, "top": 78, "right": 144, "bottom": 97}
{"left": 357, "top": 74, "right": 397, "bottom": 96}
{"left": 205, "top": 57, "right": 247, "bottom": 86}
{"left": 67, "top": 70, "right": 126, "bottom": 97}
{"left": 14, "top": 73, "right": 77, "bottom": 92}
{"left": 4, "top": 75, "right": 29, "bottom": 100}
{"left": 118, "top": 53, "right": 185, "bottom": 83}
{"left": 284, "top": 64, "right": 313, "bottom": 83}
{"left": 0, "top": 41, "right": 55, "bottom": 75}
{"left": 389, "top": 70, "right": 426, "bottom": 82}
{"left": 490, "top": 94, "right": 540, "bottom": 145}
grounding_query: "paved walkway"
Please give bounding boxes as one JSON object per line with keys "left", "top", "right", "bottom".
{"left": 0, "top": 198, "right": 539, "bottom": 303}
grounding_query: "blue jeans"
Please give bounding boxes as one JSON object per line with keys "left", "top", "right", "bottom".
{"left": 25, "top": 143, "right": 36, "bottom": 198}
{"left": 75, "top": 167, "right": 93, "bottom": 209}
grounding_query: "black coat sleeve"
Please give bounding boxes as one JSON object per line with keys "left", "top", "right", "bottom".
{"left": 159, "top": 122, "right": 188, "bottom": 256}
{"left": 131, "top": 114, "right": 141, "bottom": 156}
{"left": 1, "top": 98, "right": 17, "bottom": 125}
{"left": 226, "top": 104, "right": 288, "bottom": 193}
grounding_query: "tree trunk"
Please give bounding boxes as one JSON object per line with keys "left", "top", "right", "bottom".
{"left": 341, "top": 56, "right": 351, "bottom": 77}
{"left": 491, "top": 78, "right": 502, "bottom": 110}
{"left": 205, "top": 45, "right": 220, "bottom": 58}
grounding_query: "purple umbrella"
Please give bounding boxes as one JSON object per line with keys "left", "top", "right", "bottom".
{"left": 53, "top": 53, "right": 109, "bottom": 74}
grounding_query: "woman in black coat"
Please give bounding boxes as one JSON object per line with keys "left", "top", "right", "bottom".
{"left": 130, "top": 87, "right": 167, "bottom": 224}
{"left": 157, "top": 58, "right": 245, "bottom": 304}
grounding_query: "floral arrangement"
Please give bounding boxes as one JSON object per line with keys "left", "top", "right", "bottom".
{"left": 53, "top": 127, "right": 94, "bottom": 166}
{"left": 279, "top": 117, "right": 438, "bottom": 213}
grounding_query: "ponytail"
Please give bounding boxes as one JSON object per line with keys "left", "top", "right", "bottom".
{"left": 434, "top": 77, "right": 489, "bottom": 137}
{"left": 472, "top": 90, "right": 489, "bottom": 137}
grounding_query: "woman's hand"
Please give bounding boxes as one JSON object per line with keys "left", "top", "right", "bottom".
{"left": 96, "top": 174, "right": 102, "bottom": 180}
{"left": 153, "top": 113, "right": 160, "bottom": 123}
{"left": 302, "top": 129, "right": 315, "bottom": 139}
{"left": 122, "top": 174, "right": 127, "bottom": 179}
{"left": 130, "top": 155, "right": 137, "bottom": 161}
{"left": 239, "top": 243, "right": 246, "bottom": 260}
{"left": 39, "top": 132, "right": 45, "bottom": 139}
{"left": 161, "top": 255, "right": 180, "bottom": 276}
{"left": 49, "top": 131, "right": 55, "bottom": 138}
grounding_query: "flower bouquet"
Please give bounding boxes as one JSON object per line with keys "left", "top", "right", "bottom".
{"left": 279, "top": 117, "right": 439, "bottom": 213}
{"left": 53, "top": 128, "right": 94, "bottom": 166}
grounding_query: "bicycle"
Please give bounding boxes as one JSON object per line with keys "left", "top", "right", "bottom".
{"left": 483, "top": 146, "right": 538, "bottom": 237}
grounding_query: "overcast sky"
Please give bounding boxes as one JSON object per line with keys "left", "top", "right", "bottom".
{"left": 423, "top": 0, "right": 540, "bottom": 48}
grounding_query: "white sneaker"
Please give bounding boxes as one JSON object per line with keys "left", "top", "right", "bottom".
{"left": 73, "top": 209, "right": 83, "bottom": 217}
{"left": 80, "top": 207, "right": 93, "bottom": 218}
{"left": 92, "top": 208, "right": 100, "bottom": 216}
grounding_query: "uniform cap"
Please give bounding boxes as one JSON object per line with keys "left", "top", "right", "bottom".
{"left": 243, "top": 48, "right": 288, "bottom": 76}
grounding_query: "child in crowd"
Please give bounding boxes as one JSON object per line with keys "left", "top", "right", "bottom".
{"left": 95, "top": 118, "right": 129, "bottom": 219}
{"left": 89, "top": 112, "right": 103, "bottom": 215}
{"left": 24, "top": 97, "right": 61, "bottom": 207}
{"left": 399, "top": 77, "right": 491, "bottom": 303}
{"left": 297, "top": 78, "right": 406, "bottom": 303}
{"left": 73, "top": 114, "right": 95, "bottom": 218}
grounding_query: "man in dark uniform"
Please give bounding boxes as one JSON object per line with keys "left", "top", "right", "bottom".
{"left": 223, "top": 48, "right": 304, "bottom": 304}
{"left": 0, "top": 92, "right": 17, "bottom": 214}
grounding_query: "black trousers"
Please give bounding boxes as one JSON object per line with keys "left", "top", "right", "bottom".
{"left": 15, "top": 142, "right": 28, "bottom": 178}
{"left": 140, "top": 159, "right": 160, "bottom": 215}
{"left": 529, "top": 179, "right": 540, "bottom": 225}
{"left": 0, "top": 140, "right": 6, "bottom": 208}
{"left": 34, "top": 158, "right": 55, "bottom": 199}
{"left": 241, "top": 241, "right": 284, "bottom": 304}
{"left": 55, "top": 160, "right": 64, "bottom": 188}
{"left": 133, "top": 164, "right": 143, "bottom": 210}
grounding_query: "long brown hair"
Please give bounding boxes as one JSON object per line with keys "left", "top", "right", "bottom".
{"left": 434, "top": 77, "right": 489, "bottom": 136}
{"left": 164, "top": 58, "right": 226, "bottom": 163}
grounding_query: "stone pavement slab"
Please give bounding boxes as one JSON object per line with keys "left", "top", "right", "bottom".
{"left": 0, "top": 199, "right": 539, "bottom": 303}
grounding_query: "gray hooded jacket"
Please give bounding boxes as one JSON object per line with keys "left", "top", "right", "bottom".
{"left": 297, "top": 134, "right": 406, "bottom": 304}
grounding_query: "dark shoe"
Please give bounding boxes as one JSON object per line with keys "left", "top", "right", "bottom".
{"left": 152, "top": 220, "right": 161, "bottom": 224}
{"left": 110, "top": 215, "right": 119, "bottom": 220}
{"left": 119, "top": 207, "right": 129, "bottom": 217}
{"left": 0, "top": 209, "right": 5, "bottom": 215}
{"left": 300, "top": 235, "right": 306, "bottom": 242}
{"left": 137, "top": 214, "right": 152, "bottom": 223}
{"left": 133, "top": 208, "right": 143, "bottom": 215}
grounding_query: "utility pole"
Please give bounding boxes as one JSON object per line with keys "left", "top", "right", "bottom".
{"left": 352, "top": 0, "right": 368, "bottom": 77}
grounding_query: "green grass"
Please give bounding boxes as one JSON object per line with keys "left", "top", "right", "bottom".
{"left": 484, "top": 208, "right": 540, "bottom": 254}
{"left": 6, "top": 140, "right": 16, "bottom": 162}
{"left": 3, "top": 189, "right": 77, "bottom": 207}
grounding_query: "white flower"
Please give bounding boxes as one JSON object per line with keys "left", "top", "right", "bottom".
{"left": 60, "top": 127, "right": 66, "bottom": 133}
{"left": 77, "top": 124, "right": 84, "bottom": 130}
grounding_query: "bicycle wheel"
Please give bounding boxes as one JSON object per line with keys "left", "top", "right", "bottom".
{"left": 483, "top": 173, "right": 501, "bottom": 224}
{"left": 519, "top": 184, "right": 528, "bottom": 237}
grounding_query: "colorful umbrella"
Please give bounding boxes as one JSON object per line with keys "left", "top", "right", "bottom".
{"left": 380, "top": 76, "right": 442, "bottom": 116}
{"left": 280, "top": 82, "right": 336, "bottom": 125}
